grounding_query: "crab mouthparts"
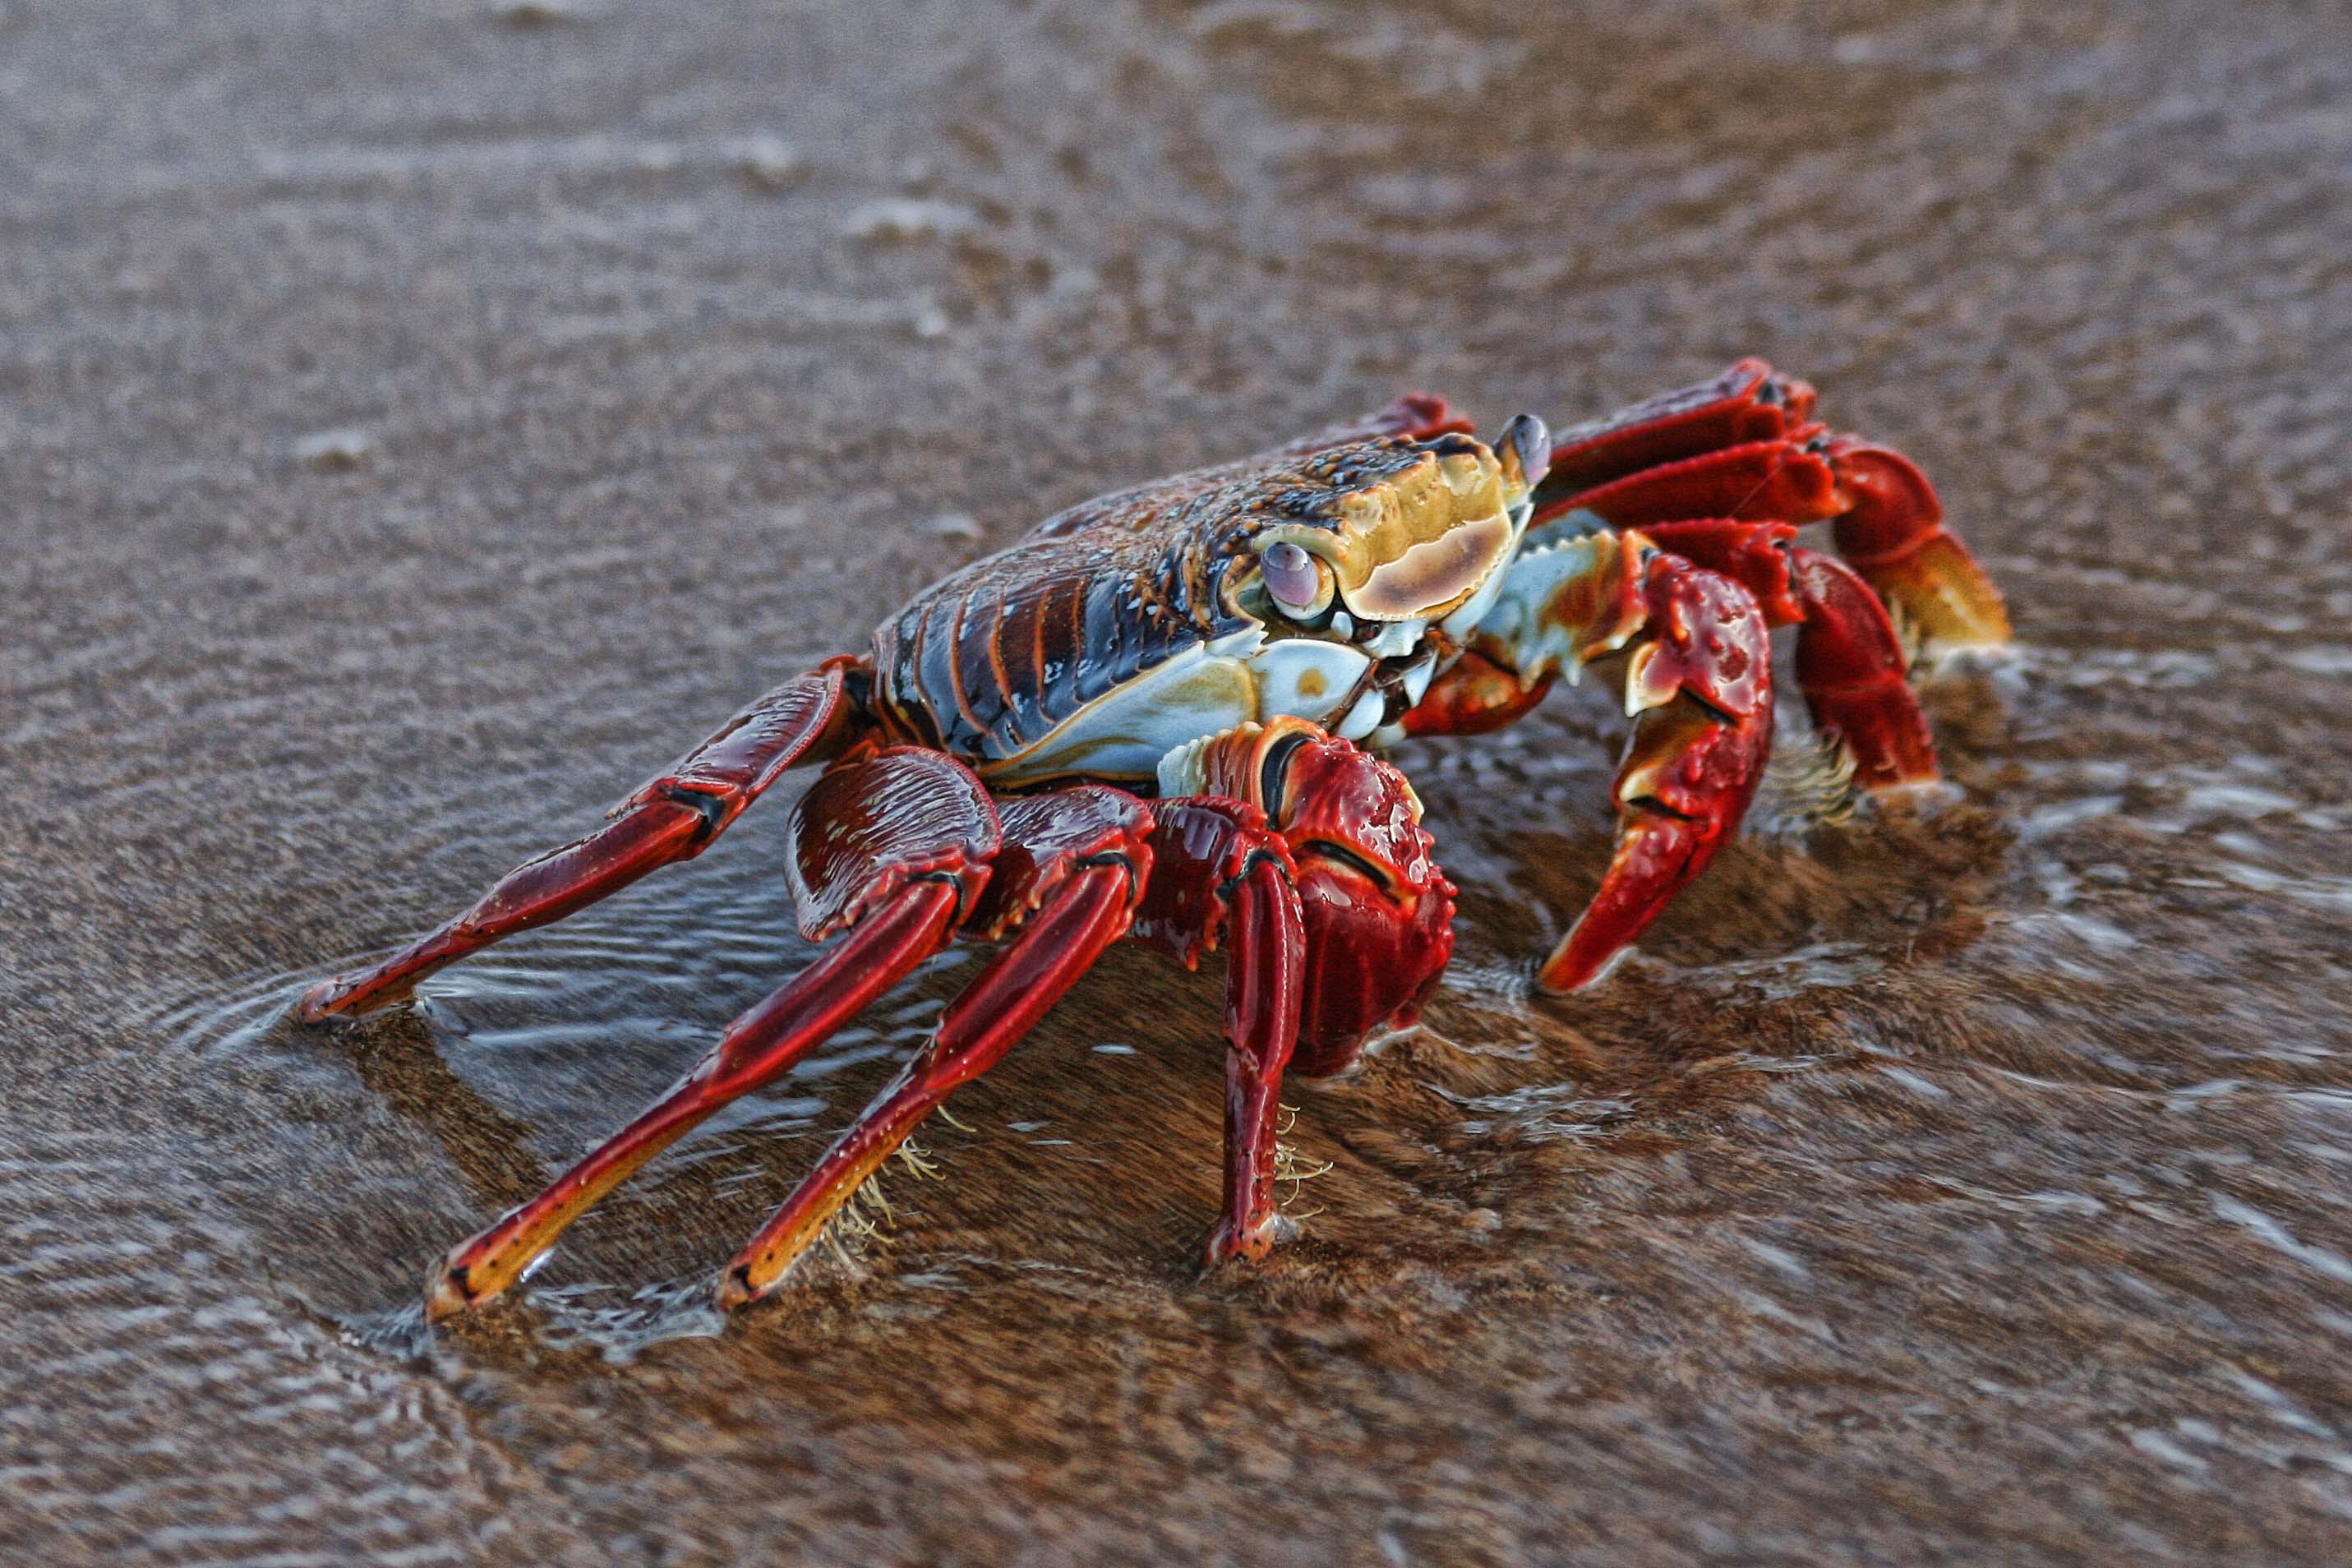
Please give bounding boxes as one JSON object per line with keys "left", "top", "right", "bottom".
{"left": 1344, "top": 509, "right": 1513, "bottom": 620}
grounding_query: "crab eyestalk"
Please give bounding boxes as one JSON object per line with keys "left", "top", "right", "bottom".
{"left": 1495, "top": 411, "right": 1552, "bottom": 496}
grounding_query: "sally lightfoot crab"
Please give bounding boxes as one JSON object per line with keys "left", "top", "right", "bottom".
{"left": 298, "top": 359, "right": 2008, "bottom": 1317}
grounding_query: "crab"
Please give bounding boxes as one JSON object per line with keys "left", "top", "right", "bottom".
{"left": 298, "top": 359, "right": 2008, "bottom": 1317}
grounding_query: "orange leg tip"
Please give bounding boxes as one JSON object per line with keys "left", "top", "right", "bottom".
{"left": 424, "top": 1257, "right": 487, "bottom": 1322}
{"left": 716, "top": 1247, "right": 802, "bottom": 1312}
{"left": 1861, "top": 775, "right": 1966, "bottom": 814}
{"left": 717, "top": 1215, "right": 828, "bottom": 1312}
{"left": 1204, "top": 1210, "right": 1297, "bottom": 1268}
{"left": 298, "top": 973, "right": 394, "bottom": 1025}
{"left": 1856, "top": 534, "right": 2013, "bottom": 651}
{"left": 713, "top": 1262, "right": 763, "bottom": 1313}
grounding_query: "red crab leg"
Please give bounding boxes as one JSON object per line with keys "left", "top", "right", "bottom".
{"left": 1134, "top": 800, "right": 1309, "bottom": 1265}
{"left": 1826, "top": 436, "right": 2010, "bottom": 649}
{"left": 301, "top": 659, "right": 862, "bottom": 1022}
{"left": 1540, "top": 694, "right": 1772, "bottom": 993}
{"left": 425, "top": 882, "right": 958, "bottom": 1319}
{"left": 1539, "top": 357, "right": 1814, "bottom": 496}
{"left": 1400, "top": 648, "right": 1555, "bottom": 740}
{"left": 1787, "top": 546, "right": 1939, "bottom": 789}
{"left": 1537, "top": 437, "right": 1842, "bottom": 533}
{"left": 1211, "top": 851, "right": 1305, "bottom": 1262}
{"left": 1530, "top": 360, "right": 2007, "bottom": 649}
{"left": 717, "top": 860, "right": 1140, "bottom": 1309}
{"left": 1640, "top": 521, "right": 1937, "bottom": 791}
{"left": 422, "top": 744, "right": 1003, "bottom": 1317}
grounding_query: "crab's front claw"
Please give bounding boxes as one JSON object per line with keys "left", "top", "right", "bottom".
{"left": 1538, "top": 697, "right": 1771, "bottom": 992}
{"left": 1827, "top": 438, "right": 2010, "bottom": 652}
{"left": 1280, "top": 750, "right": 1455, "bottom": 1076}
{"left": 1538, "top": 554, "right": 1774, "bottom": 994}
{"left": 1168, "top": 717, "right": 1457, "bottom": 1079}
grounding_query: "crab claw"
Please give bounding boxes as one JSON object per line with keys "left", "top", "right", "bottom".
{"left": 1538, "top": 698, "right": 1771, "bottom": 993}
{"left": 1538, "top": 554, "right": 1773, "bottom": 994}
{"left": 1170, "top": 717, "right": 1457, "bottom": 1077}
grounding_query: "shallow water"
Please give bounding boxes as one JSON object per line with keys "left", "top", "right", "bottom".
{"left": 6, "top": 1, "right": 2351, "bottom": 1563}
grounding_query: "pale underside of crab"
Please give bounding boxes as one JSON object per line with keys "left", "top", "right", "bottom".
{"left": 297, "top": 359, "right": 2010, "bottom": 1320}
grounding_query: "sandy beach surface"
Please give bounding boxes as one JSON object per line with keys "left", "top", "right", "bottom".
{"left": 5, "top": 2, "right": 2350, "bottom": 1563}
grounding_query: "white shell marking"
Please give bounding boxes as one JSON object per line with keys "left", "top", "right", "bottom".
{"left": 1245, "top": 636, "right": 1372, "bottom": 726}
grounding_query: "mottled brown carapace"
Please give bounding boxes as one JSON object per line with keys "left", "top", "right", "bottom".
{"left": 869, "top": 425, "right": 1517, "bottom": 768}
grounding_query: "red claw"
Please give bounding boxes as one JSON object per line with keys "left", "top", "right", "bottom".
{"left": 1539, "top": 555, "right": 1775, "bottom": 994}
{"left": 1172, "top": 719, "right": 1457, "bottom": 1077}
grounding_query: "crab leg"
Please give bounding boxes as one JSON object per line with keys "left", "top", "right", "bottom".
{"left": 717, "top": 860, "right": 1140, "bottom": 1308}
{"left": 1826, "top": 436, "right": 2010, "bottom": 649}
{"left": 1133, "top": 800, "right": 1308, "bottom": 1264}
{"left": 1530, "top": 358, "right": 2008, "bottom": 651}
{"left": 1211, "top": 850, "right": 1305, "bottom": 1262}
{"left": 1539, "top": 357, "right": 1817, "bottom": 491}
{"left": 1787, "top": 546, "right": 1939, "bottom": 789}
{"left": 426, "top": 882, "right": 959, "bottom": 1318}
{"left": 301, "top": 659, "right": 861, "bottom": 1022}
{"left": 422, "top": 743, "right": 1003, "bottom": 1317}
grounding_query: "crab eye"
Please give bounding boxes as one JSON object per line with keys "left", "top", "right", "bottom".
{"left": 1260, "top": 541, "right": 1335, "bottom": 618}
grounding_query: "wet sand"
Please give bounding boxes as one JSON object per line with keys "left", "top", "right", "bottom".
{"left": 5, "top": 2, "right": 2350, "bottom": 1563}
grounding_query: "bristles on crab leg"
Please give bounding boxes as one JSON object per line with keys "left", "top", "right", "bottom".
{"left": 424, "top": 880, "right": 960, "bottom": 1320}
{"left": 717, "top": 863, "right": 1139, "bottom": 1310}
{"left": 1206, "top": 851, "right": 1306, "bottom": 1266}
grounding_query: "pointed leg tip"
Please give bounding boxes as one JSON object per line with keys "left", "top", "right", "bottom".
{"left": 295, "top": 979, "right": 348, "bottom": 1024}
{"left": 298, "top": 971, "right": 415, "bottom": 1023}
{"left": 423, "top": 1261, "right": 485, "bottom": 1322}
{"left": 713, "top": 1262, "right": 767, "bottom": 1313}
{"left": 1536, "top": 939, "right": 1637, "bottom": 995}
{"left": 1204, "top": 1211, "right": 1297, "bottom": 1269}
{"left": 1861, "top": 775, "right": 1964, "bottom": 815}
